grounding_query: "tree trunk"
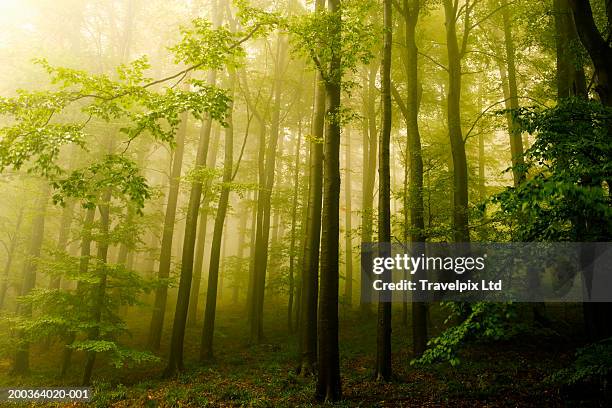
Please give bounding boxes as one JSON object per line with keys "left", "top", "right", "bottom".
{"left": 0, "top": 207, "right": 23, "bottom": 309}
{"left": 566, "top": 0, "right": 612, "bottom": 340}
{"left": 554, "top": 0, "right": 587, "bottom": 99}
{"left": 501, "top": 0, "right": 526, "bottom": 187}
{"left": 188, "top": 125, "right": 221, "bottom": 327}
{"left": 246, "top": 189, "right": 258, "bottom": 320}
{"left": 233, "top": 202, "right": 249, "bottom": 305}
{"left": 295, "top": 116, "right": 312, "bottom": 333}
{"left": 12, "top": 182, "right": 49, "bottom": 375}
{"left": 316, "top": 0, "right": 342, "bottom": 400}
{"left": 200, "top": 70, "right": 235, "bottom": 361}
{"left": 82, "top": 190, "right": 112, "bottom": 385}
{"left": 60, "top": 207, "right": 96, "bottom": 378}
{"left": 288, "top": 123, "right": 303, "bottom": 332}
{"left": 164, "top": 71, "right": 216, "bottom": 376}
{"left": 49, "top": 201, "right": 75, "bottom": 290}
{"left": 359, "top": 63, "right": 379, "bottom": 312}
{"left": 375, "top": 0, "right": 393, "bottom": 382}
{"left": 568, "top": 0, "right": 612, "bottom": 105}
{"left": 250, "top": 33, "right": 287, "bottom": 343}
{"left": 297, "top": 64, "right": 324, "bottom": 376}
{"left": 148, "top": 108, "right": 188, "bottom": 350}
{"left": 393, "top": 0, "right": 428, "bottom": 357}
{"left": 343, "top": 128, "right": 353, "bottom": 308}
{"left": 443, "top": 0, "right": 470, "bottom": 243}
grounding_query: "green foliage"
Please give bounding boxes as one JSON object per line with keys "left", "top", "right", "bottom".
{"left": 52, "top": 154, "right": 151, "bottom": 213}
{"left": 491, "top": 98, "right": 612, "bottom": 241}
{"left": 171, "top": 19, "right": 246, "bottom": 69}
{"left": 171, "top": 0, "right": 279, "bottom": 70}
{"left": 91, "top": 382, "right": 129, "bottom": 408}
{"left": 413, "top": 302, "right": 518, "bottom": 366}
{"left": 0, "top": 57, "right": 230, "bottom": 178}
{"left": 6, "top": 246, "right": 159, "bottom": 376}
{"left": 286, "top": 0, "right": 376, "bottom": 86}
{"left": 70, "top": 340, "right": 159, "bottom": 368}
{"left": 550, "top": 337, "right": 612, "bottom": 386}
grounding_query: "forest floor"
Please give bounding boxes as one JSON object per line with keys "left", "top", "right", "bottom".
{"left": 0, "top": 302, "right": 603, "bottom": 407}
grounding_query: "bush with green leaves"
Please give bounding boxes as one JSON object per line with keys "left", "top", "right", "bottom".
{"left": 550, "top": 337, "right": 612, "bottom": 389}
{"left": 6, "top": 251, "right": 160, "bottom": 372}
{"left": 412, "top": 302, "right": 519, "bottom": 366}
{"left": 491, "top": 98, "right": 612, "bottom": 242}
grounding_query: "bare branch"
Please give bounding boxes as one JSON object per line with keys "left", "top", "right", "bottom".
{"left": 231, "top": 112, "right": 254, "bottom": 181}
{"left": 418, "top": 51, "right": 449, "bottom": 72}
{"left": 463, "top": 96, "right": 549, "bottom": 142}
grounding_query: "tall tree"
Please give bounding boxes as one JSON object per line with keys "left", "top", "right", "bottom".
{"left": 343, "top": 128, "right": 353, "bottom": 308}
{"left": 82, "top": 189, "right": 112, "bottom": 385}
{"left": 148, "top": 107, "right": 188, "bottom": 350}
{"left": 359, "top": 63, "right": 379, "bottom": 312}
{"left": 393, "top": 0, "right": 428, "bottom": 356}
{"left": 567, "top": 0, "right": 612, "bottom": 341}
{"left": 406, "top": 0, "right": 427, "bottom": 358}
{"left": 188, "top": 125, "right": 221, "bottom": 327}
{"left": 499, "top": 0, "right": 526, "bottom": 187}
{"left": 297, "top": 71, "right": 324, "bottom": 374}
{"left": 200, "top": 69, "right": 236, "bottom": 361}
{"left": 375, "top": 0, "right": 393, "bottom": 382}
{"left": 288, "top": 123, "right": 303, "bottom": 332}
{"left": 568, "top": 0, "right": 612, "bottom": 105}
{"left": 165, "top": 68, "right": 217, "bottom": 375}
{"left": 250, "top": 32, "right": 288, "bottom": 343}
{"left": 60, "top": 207, "right": 96, "bottom": 378}
{"left": 443, "top": 0, "right": 472, "bottom": 243}
{"left": 317, "top": 0, "right": 342, "bottom": 400}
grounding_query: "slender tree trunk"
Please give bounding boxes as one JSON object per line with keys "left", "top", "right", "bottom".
{"left": 297, "top": 62, "right": 325, "bottom": 376}
{"left": 287, "top": 123, "right": 303, "bottom": 332}
{"left": 0, "top": 207, "right": 23, "bottom": 309}
{"left": 82, "top": 190, "right": 112, "bottom": 385}
{"left": 361, "top": 65, "right": 379, "bottom": 248}
{"left": 148, "top": 108, "right": 188, "bottom": 350}
{"left": 501, "top": 0, "right": 526, "bottom": 186}
{"left": 60, "top": 207, "right": 96, "bottom": 378}
{"left": 343, "top": 128, "right": 353, "bottom": 308}
{"left": 12, "top": 182, "right": 49, "bottom": 375}
{"left": 165, "top": 71, "right": 216, "bottom": 376}
{"left": 218, "top": 231, "right": 228, "bottom": 301}
{"left": 404, "top": 0, "right": 428, "bottom": 357}
{"left": 375, "top": 0, "right": 393, "bottom": 381}
{"left": 200, "top": 70, "right": 235, "bottom": 361}
{"left": 295, "top": 142, "right": 311, "bottom": 332}
{"left": 271, "top": 133, "right": 286, "bottom": 246}
{"left": 246, "top": 189, "right": 258, "bottom": 320}
{"left": 233, "top": 202, "right": 249, "bottom": 305}
{"left": 116, "top": 205, "right": 134, "bottom": 266}
{"left": 49, "top": 201, "right": 75, "bottom": 290}
{"left": 359, "top": 64, "right": 379, "bottom": 313}
{"left": 443, "top": 0, "right": 470, "bottom": 243}
{"left": 250, "top": 33, "right": 287, "bottom": 343}
{"left": 316, "top": 0, "right": 342, "bottom": 400}
{"left": 188, "top": 125, "right": 221, "bottom": 327}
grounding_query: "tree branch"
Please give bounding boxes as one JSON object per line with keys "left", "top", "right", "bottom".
{"left": 391, "top": 82, "right": 410, "bottom": 121}
{"left": 418, "top": 51, "right": 449, "bottom": 72}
